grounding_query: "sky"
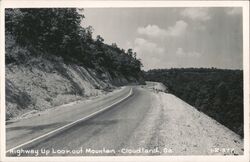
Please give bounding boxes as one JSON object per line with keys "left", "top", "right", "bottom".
{"left": 82, "top": 7, "right": 242, "bottom": 70}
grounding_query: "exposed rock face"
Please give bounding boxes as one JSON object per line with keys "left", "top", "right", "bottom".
{"left": 6, "top": 56, "right": 142, "bottom": 120}
{"left": 5, "top": 34, "right": 144, "bottom": 120}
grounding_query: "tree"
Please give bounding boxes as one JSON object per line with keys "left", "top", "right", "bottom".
{"left": 5, "top": 8, "right": 84, "bottom": 57}
{"left": 111, "top": 43, "right": 118, "bottom": 48}
{"left": 127, "top": 48, "right": 133, "bottom": 57}
{"left": 6, "top": 8, "right": 144, "bottom": 84}
{"left": 96, "top": 35, "right": 104, "bottom": 43}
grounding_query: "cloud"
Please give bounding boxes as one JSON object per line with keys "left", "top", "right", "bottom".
{"left": 137, "top": 20, "right": 188, "bottom": 38}
{"left": 176, "top": 47, "right": 201, "bottom": 58}
{"left": 226, "top": 8, "right": 242, "bottom": 15}
{"left": 134, "top": 38, "right": 165, "bottom": 54}
{"left": 137, "top": 25, "right": 167, "bottom": 38}
{"left": 181, "top": 8, "right": 211, "bottom": 21}
{"left": 167, "top": 20, "right": 188, "bottom": 36}
{"left": 133, "top": 38, "right": 165, "bottom": 70}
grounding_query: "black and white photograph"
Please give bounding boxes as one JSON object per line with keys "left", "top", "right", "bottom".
{"left": 0, "top": 1, "right": 249, "bottom": 162}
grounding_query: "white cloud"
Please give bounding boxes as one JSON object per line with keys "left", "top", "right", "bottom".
{"left": 134, "top": 38, "right": 165, "bottom": 54}
{"left": 137, "top": 25, "right": 167, "bottom": 38}
{"left": 133, "top": 38, "right": 165, "bottom": 70}
{"left": 181, "top": 8, "right": 211, "bottom": 21}
{"left": 167, "top": 20, "right": 188, "bottom": 36}
{"left": 176, "top": 47, "right": 201, "bottom": 58}
{"left": 226, "top": 8, "right": 242, "bottom": 15}
{"left": 137, "top": 20, "right": 188, "bottom": 38}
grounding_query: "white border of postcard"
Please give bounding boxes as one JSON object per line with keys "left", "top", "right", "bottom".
{"left": 0, "top": 1, "right": 249, "bottom": 162}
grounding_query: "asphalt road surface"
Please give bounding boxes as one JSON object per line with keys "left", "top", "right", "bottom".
{"left": 7, "top": 86, "right": 154, "bottom": 156}
{"left": 6, "top": 83, "right": 244, "bottom": 156}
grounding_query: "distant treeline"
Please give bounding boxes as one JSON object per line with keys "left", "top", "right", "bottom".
{"left": 5, "top": 8, "right": 143, "bottom": 79}
{"left": 144, "top": 68, "right": 243, "bottom": 137}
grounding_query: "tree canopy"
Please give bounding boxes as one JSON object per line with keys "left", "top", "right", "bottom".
{"left": 5, "top": 8, "right": 143, "bottom": 79}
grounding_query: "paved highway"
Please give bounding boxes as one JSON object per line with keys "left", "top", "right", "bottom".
{"left": 6, "top": 86, "right": 154, "bottom": 156}
{"left": 6, "top": 83, "right": 244, "bottom": 156}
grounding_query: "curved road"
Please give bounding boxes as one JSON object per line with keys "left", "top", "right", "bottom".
{"left": 7, "top": 86, "right": 153, "bottom": 156}
{"left": 6, "top": 84, "right": 244, "bottom": 156}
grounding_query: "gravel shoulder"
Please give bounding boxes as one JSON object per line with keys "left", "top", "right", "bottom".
{"left": 126, "top": 87, "right": 244, "bottom": 155}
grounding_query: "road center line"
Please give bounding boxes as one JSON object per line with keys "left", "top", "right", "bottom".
{"left": 6, "top": 88, "right": 133, "bottom": 153}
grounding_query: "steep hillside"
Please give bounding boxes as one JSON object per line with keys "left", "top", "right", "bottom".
{"left": 6, "top": 57, "right": 101, "bottom": 119}
{"left": 5, "top": 8, "right": 145, "bottom": 120}
{"left": 6, "top": 43, "right": 140, "bottom": 120}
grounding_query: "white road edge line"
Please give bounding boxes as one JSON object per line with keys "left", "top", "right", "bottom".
{"left": 6, "top": 88, "right": 133, "bottom": 153}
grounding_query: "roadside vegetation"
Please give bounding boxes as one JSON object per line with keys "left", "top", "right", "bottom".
{"left": 5, "top": 8, "right": 144, "bottom": 120}
{"left": 5, "top": 8, "right": 143, "bottom": 81}
{"left": 144, "top": 68, "right": 243, "bottom": 137}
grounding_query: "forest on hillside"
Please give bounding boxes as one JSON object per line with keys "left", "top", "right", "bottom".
{"left": 145, "top": 68, "right": 244, "bottom": 137}
{"left": 5, "top": 8, "right": 143, "bottom": 81}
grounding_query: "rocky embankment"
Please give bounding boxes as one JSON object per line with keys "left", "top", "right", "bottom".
{"left": 6, "top": 55, "right": 142, "bottom": 120}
